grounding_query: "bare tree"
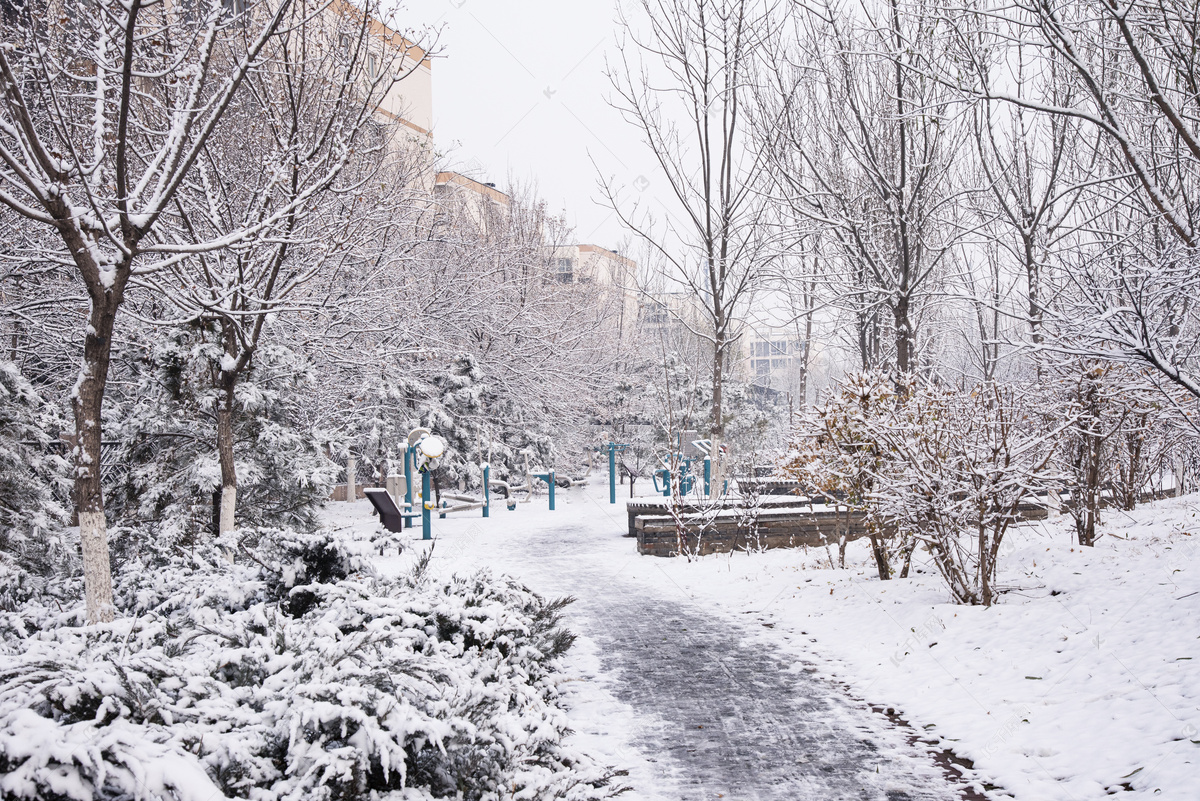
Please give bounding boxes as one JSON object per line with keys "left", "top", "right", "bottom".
{"left": 947, "top": 0, "right": 1200, "bottom": 399}
{"left": 144, "top": 5, "right": 432, "bottom": 535}
{"left": 0, "top": 0, "right": 362, "bottom": 622}
{"left": 605, "top": 0, "right": 782, "bottom": 491}
{"left": 968, "top": 52, "right": 1089, "bottom": 362}
{"left": 766, "top": 0, "right": 967, "bottom": 379}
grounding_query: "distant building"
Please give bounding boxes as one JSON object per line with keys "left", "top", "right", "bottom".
{"left": 636, "top": 291, "right": 714, "bottom": 363}
{"left": 545, "top": 245, "right": 632, "bottom": 285}
{"left": 434, "top": 171, "right": 510, "bottom": 206}
{"left": 432, "top": 172, "right": 511, "bottom": 235}
{"left": 367, "top": 26, "right": 433, "bottom": 142}
{"left": 325, "top": 1, "right": 433, "bottom": 148}
{"left": 546, "top": 244, "right": 638, "bottom": 341}
{"left": 736, "top": 325, "right": 810, "bottom": 397}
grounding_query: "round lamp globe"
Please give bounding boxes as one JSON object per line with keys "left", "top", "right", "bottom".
{"left": 419, "top": 435, "right": 446, "bottom": 459}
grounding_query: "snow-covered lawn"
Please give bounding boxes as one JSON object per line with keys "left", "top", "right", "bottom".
{"left": 335, "top": 481, "right": 1200, "bottom": 800}
{"left": 648, "top": 502, "right": 1200, "bottom": 800}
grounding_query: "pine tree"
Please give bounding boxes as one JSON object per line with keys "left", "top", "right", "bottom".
{"left": 0, "top": 361, "right": 70, "bottom": 609}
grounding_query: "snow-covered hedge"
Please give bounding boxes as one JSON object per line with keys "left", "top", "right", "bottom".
{"left": 0, "top": 360, "right": 72, "bottom": 613}
{"left": 0, "top": 527, "right": 623, "bottom": 801}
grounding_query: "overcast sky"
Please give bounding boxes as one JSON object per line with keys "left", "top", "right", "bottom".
{"left": 401, "top": 0, "right": 656, "bottom": 251}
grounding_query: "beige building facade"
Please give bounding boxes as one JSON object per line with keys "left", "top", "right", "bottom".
{"left": 324, "top": 0, "right": 433, "bottom": 142}
{"left": 548, "top": 244, "right": 638, "bottom": 340}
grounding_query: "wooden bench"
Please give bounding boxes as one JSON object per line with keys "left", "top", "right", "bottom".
{"left": 632, "top": 499, "right": 1051, "bottom": 557}
{"left": 635, "top": 506, "right": 871, "bottom": 556}
{"left": 364, "top": 488, "right": 405, "bottom": 533}
{"left": 625, "top": 495, "right": 824, "bottom": 538}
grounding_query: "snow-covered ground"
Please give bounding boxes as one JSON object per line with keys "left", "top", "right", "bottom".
{"left": 327, "top": 479, "right": 1200, "bottom": 800}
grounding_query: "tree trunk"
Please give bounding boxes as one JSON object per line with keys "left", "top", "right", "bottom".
{"left": 710, "top": 338, "right": 725, "bottom": 495}
{"left": 216, "top": 372, "right": 238, "bottom": 535}
{"left": 894, "top": 294, "right": 912, "bottom": 375}
{"left": 798, "top": 280, "right": 814, "bottom": 405}
{"left": 979, "top": 524, "right": 991, "bottom": 607}
{"left": 1026, "top": 238, "right": 1043, "bottom": 346}
{"left": 1026, "top": 237, "right": 1045, "bottom": 382}
{"left": 73, "top": 296, "right": 119, "bottom": 624}
{"left": 869, "top": 532, "right": 892, "bottom": 580}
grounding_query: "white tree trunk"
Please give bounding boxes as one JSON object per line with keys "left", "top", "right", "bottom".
{"left": 79, "top": 510, "right": 115, "bottom": 623}
{"left": 346, "top": 457, "right": 356, "bottom": 502}
{"left": 710, "top": 433, "right": 724, "bottom": 497}
{"left": 1047, "top": 487, "right": 1063, "bottom": 519}
{"left": 219, "top": 485, "right": 237, "bottom": 534}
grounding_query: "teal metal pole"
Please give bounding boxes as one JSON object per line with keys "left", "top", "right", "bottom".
{"left": 704, "top": 457, "right": 711, "bottom": 497}
{"left": 609, "top": 443, "right": 616, "bottom": 504}
{"left": 549, "top": 470, "right": 555, "bottom": 511}
{"left": 403, "top": 447, "right": 414, "bottom": 529}
{"left": 483, "top": 464, "right": 490, "bottom": 517}
{"left": 421, "top": 470, "right": 431, "bottom": 540}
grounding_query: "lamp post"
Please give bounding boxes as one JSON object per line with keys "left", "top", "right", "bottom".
{"left": 605, "top": 441, "right": 629, "bottom": 504}
{"left": 421, "top": 470, "right": 432, "bottom": 539}
{"left": 408, "top": 428, "right": 445, "bottom": 542}
{"left": 403, "top": 446, "right": 414, "bottom": 528}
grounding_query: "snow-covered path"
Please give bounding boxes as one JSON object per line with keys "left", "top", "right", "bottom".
{"left": 526, "top": 523, "right": 959, "bottom": 800}
{"left": 351, "top": 483, "right": 970, "bottom": 800}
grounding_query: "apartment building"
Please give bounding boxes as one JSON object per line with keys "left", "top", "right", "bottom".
{"left": 733, "top": 324, "right": 814, "bottom": 402}
{"left": 546, "top": 244, "right": 639, "bottom": 340}
{"left": 314, "top": 0, "right": 435, "bottom": 179}
{"left": 637, "top": 291, "right": 710, "bottom": 347}
{"left": 431, "top": 171, "right": 511, "bottom": 237}
{"left": 363, "top": 20, "right": 433, "bottom": 141}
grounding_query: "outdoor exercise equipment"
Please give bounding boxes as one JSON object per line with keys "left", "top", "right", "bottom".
{"left": 484, "top": 449, "right": 562, "bottom": 512}
{"left": 599, "top": 441, "right": 630, "bottom": 505}
{"left": 483, "top": 464, "right": 490, "bottom": 517}
{"left": 690, "top": 438, "right": 728, "bottom": 497}
{"left": 408, "top": 428, "right": 445, "bottom": 541}
{"left": 388, "top": 431, "right": 573, "bottom": 535}
{"left": 364, "top": 488, "right": 404, "bottom": 533}
{"left": 652, "top": 453, "right": 700, "bottom": 497}
{"left": 531, "top": 469, "right": 556, "bottom": 510}
{"left": 435, "top": 491, "right": 489, "bottom": 517}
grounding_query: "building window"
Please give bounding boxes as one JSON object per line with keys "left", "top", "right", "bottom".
{"left": 555, "top": 258, "right": 574, "bottom": 283}
{"left": 642, "top": 302, "right": 669, "bottom": 326}
{"left": 221, "top": 0, "right": 248, "bottom": 21}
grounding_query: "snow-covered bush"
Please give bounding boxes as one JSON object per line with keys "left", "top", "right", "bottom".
{"left": 779, "top": 371, "right": 907, "bottom": 579}
{"left": 782, "top": 374, "right": 1063, "bottom": 604}
{"left": 0, "top": 360, "right": 71, "bottom": 611}
{"left": 0, "top": 525, "right": 623, "bottom": 801}
{"left": 864, "top": 382, "right": 1062, "bottom": 606}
